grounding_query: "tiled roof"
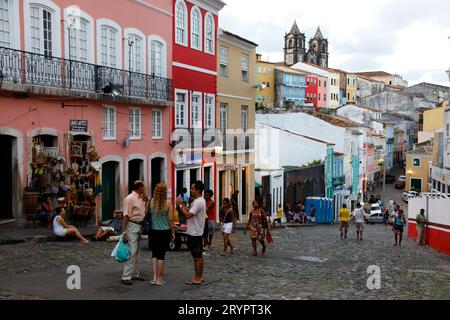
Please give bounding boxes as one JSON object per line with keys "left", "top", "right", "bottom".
{"left": 220, "top": 29, "right": 259, "bottom": 47}
{"left": 407, "top": 146, "right": 433, "bottom": 155}
{"left": 258, "top": 122, "right": 335, "bottom": 146}
{"left": 275, "top": 65, "right": 307, "bottom": 76}
{"left": 298, "top": 109, "right": 363, "bottom": 128}
{"left": 355, "top": 71, "right": 393, "bottom": 77}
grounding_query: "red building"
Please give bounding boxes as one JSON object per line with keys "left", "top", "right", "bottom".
{"left": 306, "top": 75, "right": 319, "bottom": 110}
{"left": 171, "top": 0, "right": 225, "bottom": 199}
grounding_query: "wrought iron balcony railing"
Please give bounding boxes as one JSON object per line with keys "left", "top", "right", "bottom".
{"left": 0, "top": 46, "right": 173, "bottom": 102}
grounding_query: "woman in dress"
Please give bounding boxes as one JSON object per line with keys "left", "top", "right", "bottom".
{"left": 246, "top": 200, "right": 268, "bottom": 256}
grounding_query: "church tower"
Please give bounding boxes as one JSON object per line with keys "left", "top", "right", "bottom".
{"left": 307, "top": 26, "right": 328, "bottom": 68}
{"left": 284, "top": 21, "right": 306, "bottom": 66}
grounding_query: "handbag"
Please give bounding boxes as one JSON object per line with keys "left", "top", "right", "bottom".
{"left": 141, "top": 211, "right": 152, "bottom": 236}
{"left": 266, "top": 229, "right": 273, "bottom": 244}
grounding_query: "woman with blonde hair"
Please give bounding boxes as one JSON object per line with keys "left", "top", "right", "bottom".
{"left": 149, "top": 183, "right": 175, "bottom": 285}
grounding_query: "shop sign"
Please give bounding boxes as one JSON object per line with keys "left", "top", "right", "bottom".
{"left": 70, "top": 120, "right": 88, "bottom": 132}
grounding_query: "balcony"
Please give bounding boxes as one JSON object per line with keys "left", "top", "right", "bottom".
{"left": 0, "top": 46, "right": 173, "bottom": 105}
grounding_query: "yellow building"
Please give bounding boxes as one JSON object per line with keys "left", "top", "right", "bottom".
{"left": 217, "top": 29, "right": 257, "bottom": 222}
{"left": 346, "top": 74, "right": 358, "bottom": 104}
{"left": 419, "top": 106, "right": 445, "bottom": 143}
{"left": 256, "top": 54, "right": 275, "bottom": 109}
{"left": 405, "top": 145, "right": 433, "bottom": 192}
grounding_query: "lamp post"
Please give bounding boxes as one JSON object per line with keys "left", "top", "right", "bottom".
{"left": 126, "top": 38, "right": 134, "bottom": 96}
{"left": 65, "top": 18, "right": 76, "bottom": 89}
{"left": 378, "top": 158, "right": 386, "bottom": 206}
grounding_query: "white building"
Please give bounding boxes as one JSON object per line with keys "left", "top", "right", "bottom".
{"left": 256, "top": 111, "right": 365, "bottom": 201}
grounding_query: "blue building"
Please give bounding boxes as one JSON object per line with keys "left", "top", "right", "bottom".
{"left": 332, "top": 152, "right": 345, "bottom": 193}
{"left": 275, "top": 66, "right": 307, "bottom": 109}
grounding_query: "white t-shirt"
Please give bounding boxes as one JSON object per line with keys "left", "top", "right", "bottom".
{"left": 186, "top": 197, "right": 206, "bottom": 237}
{"left": 352, "top": 208, "right": 365, "bottom": 223}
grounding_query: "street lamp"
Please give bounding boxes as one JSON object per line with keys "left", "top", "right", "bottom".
{"left": 446, "top": 69, "right": 450, "bottom": 82}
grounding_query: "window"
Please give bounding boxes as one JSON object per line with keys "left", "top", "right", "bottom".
{"left": 129, "top": 108, "right": 142, "bottom": 139}
{"left": 219, "top": 46, "right": 228, "bottom": 77}
{"left": 263, "top": 67, "right": 266, "bottom": 75}
{"left": 241, "top": 54, "right": 249, "bottom": 81}
{"left": 190, "top": 7, "right": 202, "bottom": 50}
{"left": 267, "top": 82, "right": 270, "bottom": 88}
{"left": 175, "top": 91, "right": 188, "bottom": 128}
{"left": 152, "top": 110, "right": 162, "bottom": 139}
{"left": 268, "top": 68, "right": 271, "bottom": 75}
{"left": 324, "top": 81, "right": 327, "bottom": 88}
{"left": 97, "top": 19, "right": 122, "bottom": 68}
{"left": 26, "top": 2, "right": 61, "bottom": 57}
{"left": 241, "top": 106, "right": 248, "bottom": 132}
{"left": 124, "top": 29, "right": 145, "bottom": 73}
{"left": 175, "top": 0, "right": 187, "bottom": 46}
{"left": 204, "top": 13, "right": 214, "bottom": 54}
{"left": 191, "top": 93, "right": 202, "bottom": 128}
{"left": 205, "top": 94, "right": 215, "bottom": 129}
{"left": 319, "top": 80, "right": 321, "bottom": 87}
{"left": 413, "top": 158, "right": 421, "bottom": 167}
{"left": 319, "top": 94, "right": 321, "bottom": 101}
{"left": 220, "top": 103, "right": 227, "bottom": 133}
{"left": 258, "top": 67, "right": 262, "bottom": 74}
{"left": 103, "top": 106, "right": 116, "bottom": 140}
{"left": 0, "top": 0, "right": 18, "bottom": 48}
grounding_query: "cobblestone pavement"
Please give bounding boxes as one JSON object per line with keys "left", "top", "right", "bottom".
{"left": 0, "top": 223, "right": 449, "bottom": 300}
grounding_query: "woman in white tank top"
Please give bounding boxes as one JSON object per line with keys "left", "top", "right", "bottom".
{"left": 53, "top": 208, "right": 90, "bottom": 244}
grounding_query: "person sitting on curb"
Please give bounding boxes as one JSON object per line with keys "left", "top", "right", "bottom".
{"left": 94, "top": 210, "right": 123, "bottom": 241}
{"left": 53, "top": 207, "right": 90, "bottom": 244}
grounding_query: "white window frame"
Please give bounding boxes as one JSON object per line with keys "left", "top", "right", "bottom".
{"left": 219, "top": 103, "right": 228, "bottom": 134}
{"left": 191, "top": 91, "right": 202, "bottom": 129}
{"left": 241, "top": 53, "right": 250, "bottom": 82}
{"left": 148, "top": 35, "right": 167, "bottom": 78}
{"left": 129, "top": 107, "right": 142, "bottom": 140}
{"left": 204, "top": 93, "right": 215, "bottom": 129}
{"left": 190, "top": 6, "right": 202, "bottom": 51}
{"left": 174, "top": 0, "right": 187, "bottom": 47}
{"left": 175, "top": 89, "right": 188, "bottom": 128}
{"left": 0, "top": 0, "right": 21, "bottom": 49}
{"left": 102, "top": 105, "right": 117, "bottom": 140}
{"left": 124, "top": 28, "right": 146, "bottom": 73}
{"left": 412, "top": 158, "right": 421, "bottom": 167}
{"left": 204, "top": 12, "right": 215, "bottom": 55}
{"left": 24, "top": 0, "right": 61, "bottom": 57}
{"left": 219, "top": 46, "right": 228, "bottom": 77}
{"left": 241, "top": 106, "right": 248, "bottom": 132}
{"left": 152, "top": 110, "right": 163, "bottom": 140}
{"left": 96, "top": 18, "right": 122, "bottom": 69}
{"left": 64, "top": 7, "right": 94, "bottom": 63}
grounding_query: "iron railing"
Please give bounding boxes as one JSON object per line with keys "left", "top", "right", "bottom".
{"left": 0, "top": 46, "right": 173, "bottom": 102}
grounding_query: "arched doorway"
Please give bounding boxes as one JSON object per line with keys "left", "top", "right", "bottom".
{"left": 0, "top": 135, "right": 14, "bottom": 219}
{"left": 150, "top": 157, "right": 164, "bottom": 197}
{"left": 128, "top": 159, "right": 144, "bottom": 194}
{"left": 102, "top": 161, "right": 119, "bottom": 221}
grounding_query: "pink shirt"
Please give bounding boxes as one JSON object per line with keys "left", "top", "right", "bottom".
{"left": 123, "top": 191, "right": 146, "bottom": 223}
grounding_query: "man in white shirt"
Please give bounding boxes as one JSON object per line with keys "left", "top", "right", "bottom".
{"left": 176, "top": 181, "right": 206, "bottom": 285}
{"left": 352, "top": 202, "right": 365, "bottom": 241}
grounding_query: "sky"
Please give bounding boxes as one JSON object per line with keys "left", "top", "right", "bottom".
{"left": 219, "top": 0, "right": 450, "bottom": 86}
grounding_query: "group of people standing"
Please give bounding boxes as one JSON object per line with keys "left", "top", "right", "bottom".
{"left": 339, "top": 200, "right": 427, "bottom": 247}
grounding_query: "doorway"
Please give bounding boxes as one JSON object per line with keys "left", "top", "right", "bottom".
{"left": 128, "top": 159, "right": 144, "bottom": 194}
{"left": 176, "top": 170, "right": 185, "bottom": 198}
{"left": 410, "top": 178, "right": 422, "bottom": 192}
{"left": 102, "top": 161, "right": 119, "bottom": 221}
{"left": 190, "top": 169, "right": 199, "bottom": 187}
{"left": 204, "top": 166, "right": 211, "bottom": 191}
{"left": 219, "top": 171, "right": 226, "bottom": 208}
{"left": 241, "top": 167, "right": 247, "bottom": 216}
{"left": 0, "top": 135, "right": 13, "bottom": 219}
{"left": 151, "top": 157, "right": 164, "bottom": 197}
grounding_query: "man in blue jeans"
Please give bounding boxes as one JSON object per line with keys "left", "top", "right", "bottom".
{"left": 176, "top": 181, "right": 206, "bottom": 285}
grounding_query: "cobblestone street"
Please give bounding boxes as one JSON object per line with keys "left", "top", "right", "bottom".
{"left": 0, "top": 222, "right": 449, "bottom": 300}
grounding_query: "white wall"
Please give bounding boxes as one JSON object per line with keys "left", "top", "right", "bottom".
{"left": 256, "top": 113, "right": 347, "bottom": 153}
{"left": 409, "top": 195, "right": 450, "bottom": 228}
{"left": 445, "top": 107, "right": 450, "bottom": 169}
{"left": 256, "top": 121, "right": 329, "bottom": 169}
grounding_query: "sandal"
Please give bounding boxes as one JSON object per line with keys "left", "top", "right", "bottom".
{"left": 219, "top": 252, "right": 226, "bottom": 256}
{"left": 150, "top": 280, "right": 157, "bottom": 285}
{"left": 156, "top": 280, "right": 166, "bottom": 286}
{"left": 185, "top": 279, "right": 202, "bottom": 285}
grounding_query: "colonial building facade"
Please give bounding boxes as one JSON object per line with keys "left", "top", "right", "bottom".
{"left": 0, "top": 0, "right": 173, "bottom": 224}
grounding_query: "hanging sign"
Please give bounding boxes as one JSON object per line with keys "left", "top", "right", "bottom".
{"left": 70, "top": 120, "right": 88, "bottom": 132}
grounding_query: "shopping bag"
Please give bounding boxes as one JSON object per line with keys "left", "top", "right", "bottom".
{"left": 266, "top": 229, "right": 273, "bottom": 244}
{"left": 111, "top": 234, "right": 130, "bottom": 263}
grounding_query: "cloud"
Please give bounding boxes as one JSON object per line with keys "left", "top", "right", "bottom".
{"left": 219, "top": 0, "right": 450, "bottom": 85}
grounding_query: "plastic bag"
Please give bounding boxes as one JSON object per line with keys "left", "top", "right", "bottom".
{"left": 111, "top": 234, "right": 130, "bottom": 263}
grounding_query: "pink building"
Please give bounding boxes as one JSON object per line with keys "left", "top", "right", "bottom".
{"left": 317, "top": 75, "right": 327, "bottom": 110}
{"left": 0, "top": 0, "right": 173, "bottom": 224}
